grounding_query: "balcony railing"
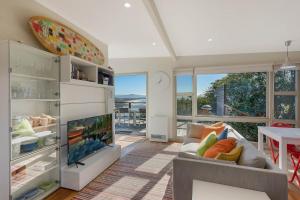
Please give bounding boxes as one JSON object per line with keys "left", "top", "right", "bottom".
{"left": 115, "top": 100, "right": 146, "bottom": 135}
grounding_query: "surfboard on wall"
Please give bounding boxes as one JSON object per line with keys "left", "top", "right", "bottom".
{"left": 28, "top": 16, "right": 105, "bottom": 65}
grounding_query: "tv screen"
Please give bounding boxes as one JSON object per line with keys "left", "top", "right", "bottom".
{"left": 67, "top": 114, "right": 113, "bottom": 165}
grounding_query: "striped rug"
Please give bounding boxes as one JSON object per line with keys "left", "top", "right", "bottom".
{"left": 71, "top": 139, "right": 181, "bottom": 200}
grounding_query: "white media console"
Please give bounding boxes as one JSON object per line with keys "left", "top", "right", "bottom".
{"left": 61, "top": 145, "right": 121, "bottom": 191}
{"left": 60, "top": 55, "right": 120, "bottom": 191}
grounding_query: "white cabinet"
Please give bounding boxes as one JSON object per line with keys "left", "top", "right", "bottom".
{"left": 0, "top": 41, "right": 60, "bottom": 200}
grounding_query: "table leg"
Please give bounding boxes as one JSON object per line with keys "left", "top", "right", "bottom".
{"left": 258, "top": 129, "right": 264, "bottom": 153}
{"left": 279, "top": 139, "right": 288, "bottom": 173}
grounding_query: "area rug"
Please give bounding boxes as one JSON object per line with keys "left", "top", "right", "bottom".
{"left": 71, "top": 141, "right": 181, "bottom": 200}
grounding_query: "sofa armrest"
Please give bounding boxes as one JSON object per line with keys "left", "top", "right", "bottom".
{"left": 173, "top": 156, "right": 288, "bottom": 200}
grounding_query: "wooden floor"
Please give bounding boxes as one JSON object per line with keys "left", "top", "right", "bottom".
{"left": 47, "top": 135, "right": 300, "bottom": 200}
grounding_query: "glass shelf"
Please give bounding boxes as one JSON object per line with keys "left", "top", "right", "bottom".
{"left": 9, "top": 41, "right": 60, "bottom": 200}
{"left": 11, "top": 150, "right": 60, "bottom": 200}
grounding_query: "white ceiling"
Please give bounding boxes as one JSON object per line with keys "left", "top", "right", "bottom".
{"left": 35, "top": 0, "right": 170, "bottom": 58}
{"left": 36, "top": 0, "right": 300, "bottom": 58}
{"left": 154, "top": 0, "right": 300, "bottom": 56}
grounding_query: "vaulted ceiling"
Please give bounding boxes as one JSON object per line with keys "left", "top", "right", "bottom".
{"left": 36, "top": 0, "right": 300, "bottom": 58}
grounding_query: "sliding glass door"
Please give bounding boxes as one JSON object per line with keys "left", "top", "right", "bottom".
{"left": 114, "top": 73, "right": 147, "bottom": 136}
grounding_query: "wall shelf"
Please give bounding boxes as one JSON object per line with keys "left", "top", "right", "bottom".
{"left": 11, "top": 99, "right": 60, "bottom": 102}
{"left": 11, "top": 73, "right": 58, "bottom": 82}
{"left": 11, "top": 165, "right": 58, "bottom": 194}
{"left": 11, "top": 144, "right": 58, "bottom": 166}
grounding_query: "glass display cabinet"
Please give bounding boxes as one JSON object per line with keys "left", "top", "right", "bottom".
{"left": 8, "top": 41, "right": 60, "bottom": 200}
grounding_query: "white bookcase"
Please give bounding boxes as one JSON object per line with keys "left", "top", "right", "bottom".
{"left": 0, "top": 41, "right": 60, "bottom": 200}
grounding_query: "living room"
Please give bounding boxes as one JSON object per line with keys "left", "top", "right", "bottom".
{"left": 1, "top": 0, "right": 300, "bottom": 200}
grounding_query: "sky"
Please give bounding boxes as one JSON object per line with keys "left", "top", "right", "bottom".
{"left": 115, "top": 73, "right": 226, "bottom": 96}
{"left": 176, "top": 74, "right": 226, "bottom": 95}
{"left": 115, "top": 74, "right": 146, "bottom": 95}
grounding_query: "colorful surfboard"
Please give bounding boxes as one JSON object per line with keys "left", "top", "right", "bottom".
{"left": 28, "top": 16, "right": 105, "bottom": 65}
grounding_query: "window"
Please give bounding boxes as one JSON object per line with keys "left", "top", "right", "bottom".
{"left": 197, "top": 72, "right": 267, "bottom": 117}
{"left": 176, "top": 119, "right": 192, "bottom": 137}
{"left": 176, "top": 74, "right": 193, "bottom": 116}
{"left": 273, "top": 70, "right": 297, "bottom": 122}
{"left": 175, "top": 67, "right": 299, "bottom": 141}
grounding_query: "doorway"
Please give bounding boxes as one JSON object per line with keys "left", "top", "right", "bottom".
{"left": 114, "top": 73, "right": 147, "bottom": 136}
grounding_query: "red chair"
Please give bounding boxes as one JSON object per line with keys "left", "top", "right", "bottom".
{"left": 268, "top": 122, "right": 300, "bottom": 186}
{"left": 268, "top": 122, "right": 293, "bottom": 164}
{"left": 289, "top": 147, "right": 300, "bottom": 186}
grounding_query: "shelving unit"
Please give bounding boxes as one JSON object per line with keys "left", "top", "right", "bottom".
{"left": 0, "top": 41, "right": 61, "bottom": 200}
{"left": 61, "top": 55, "right": 114, "bottom": 87}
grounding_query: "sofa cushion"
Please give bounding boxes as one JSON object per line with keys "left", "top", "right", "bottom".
{"left": 196, "top": 132, "right": 217, "bottom": 156}
{"left": 187, "top": 123, "right": 225, "bottom": 139}
{"left": 237, "top": 139, "right": 266, "bottom": 168}
{"left": 178, "top": 151, "right": 236, "bottom": 165}
{"left": 203, "top": 138, "right": 236, "bottom": 158}
{"left": 217, "top": 128, "right": 228, "bottom": 141}
{"left": 200, "top": 125, "right": 225, "bottom": 140}
{"left": 216, "top": 145, "right": 243, "bottom": 162}
{"left": 181, "top": 137, "right": 202, "bottom": 154}
{"left": 211, "top": 122, "right": 224, "bottom": 127}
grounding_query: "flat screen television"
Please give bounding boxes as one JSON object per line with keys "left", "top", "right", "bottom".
{"left": 67, "top": 114, "right": 113, "bottom": 165}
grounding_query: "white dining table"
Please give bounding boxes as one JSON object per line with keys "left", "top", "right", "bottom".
{"left": 257, "top": 126, "right": 300, "bottom": 172}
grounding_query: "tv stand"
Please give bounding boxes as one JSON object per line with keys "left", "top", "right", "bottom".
{"left": 61, "top": 145, "right": 121, "bottom": 191}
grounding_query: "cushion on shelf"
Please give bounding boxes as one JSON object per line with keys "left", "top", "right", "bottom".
{"left": 196, "top": 132, "right": 217, "bottom": 156}
{"left": 217, "top": 128, "right": 228, "bottom": 141}
{"left": 203, "top": 138, "right": 236, "bottom": 158}
{"left": 216, "top": 145, "right": 243, "bottom": 162}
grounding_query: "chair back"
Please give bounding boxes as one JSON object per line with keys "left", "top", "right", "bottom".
{"left": 271, "top": 122, "right": 293, "bottom": 128}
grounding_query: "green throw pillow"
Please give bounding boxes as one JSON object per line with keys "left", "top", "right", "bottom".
{"left": 196, "top": 132, "right": 217, "bottom": 156}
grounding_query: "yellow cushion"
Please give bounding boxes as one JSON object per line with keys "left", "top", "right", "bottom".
{"left": 216, "top": 145, "right": 243, "bottom": 162}
{"left": 196, "top": 132, "right": 217, "bottom": 156}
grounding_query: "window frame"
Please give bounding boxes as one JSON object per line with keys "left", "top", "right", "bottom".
{"left": 174, "top": 65, "right": 299, "bottom": 140}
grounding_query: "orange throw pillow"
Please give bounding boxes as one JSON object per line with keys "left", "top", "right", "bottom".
{"left": 211, "top": 122, "right": 224, "bottom": 127}
{"left": 200, "top": 125, "right": 225, "bottom": 140}
{"left": 203, "top": 138, "right": 236, "bottom": 158}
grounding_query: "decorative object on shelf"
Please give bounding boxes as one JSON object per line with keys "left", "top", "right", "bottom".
{"left": 28, "top": 16, "right": 105, "bottom": 65}
{"left": 153, "top": 71, "right": 170, "bottom": 90}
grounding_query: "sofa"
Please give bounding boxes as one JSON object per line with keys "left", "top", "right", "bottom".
{"left": 173, "top": 123, "right": 288, "bottom": 200}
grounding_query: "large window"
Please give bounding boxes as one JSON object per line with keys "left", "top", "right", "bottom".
{"left": 175, "top": 67, "right": 299, "bottom": 141}
{"left": 197, "top": 72, "right": 267, "bottom": 117}
{"left": 273, "top": 70, "right": 297, "bottom": 121}
{"left": 176, "top": 74, "right": 193, "bottom": 116}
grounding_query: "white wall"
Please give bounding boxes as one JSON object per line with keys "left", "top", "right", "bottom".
{"left": 0, "top": 0, "right": 108, "bottom": 65}
{"left": 110, "top": 51, "right": 300, "bottom": 140}
{"left": 109, "top": 57, "right": 175, "bottom": 140}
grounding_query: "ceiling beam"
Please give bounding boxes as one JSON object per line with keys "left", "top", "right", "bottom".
{"left": 142, "top": 0, "right": 177, "bottom": 60}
